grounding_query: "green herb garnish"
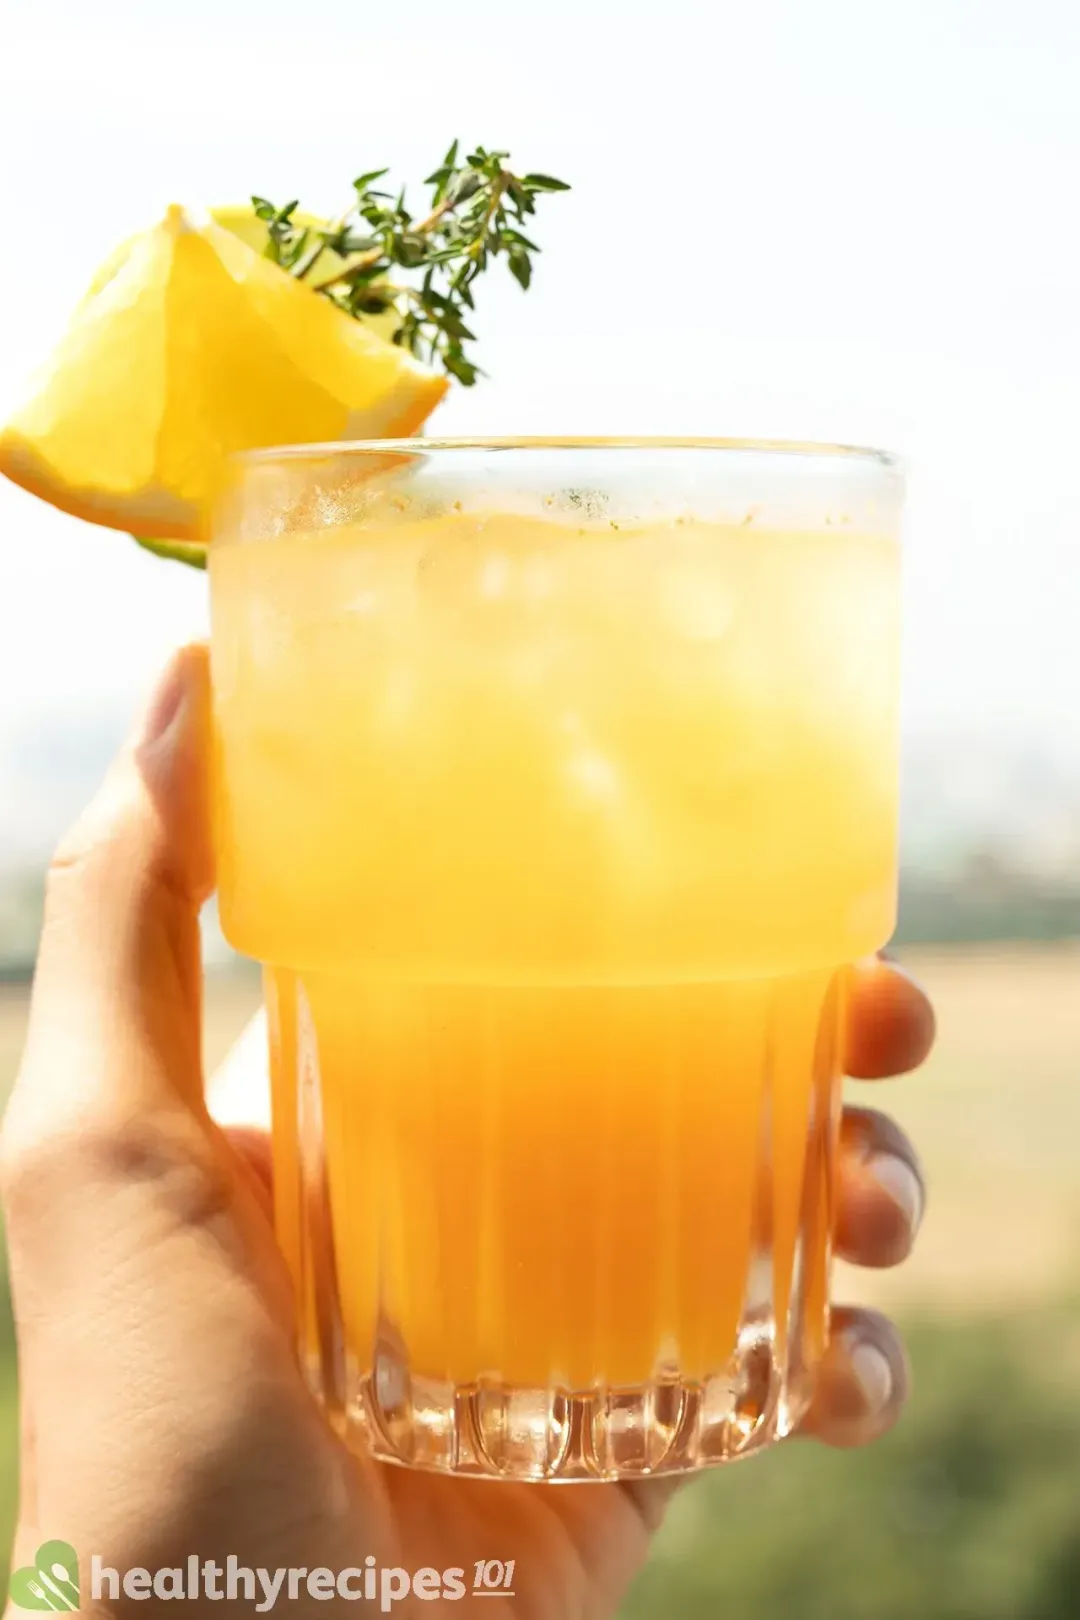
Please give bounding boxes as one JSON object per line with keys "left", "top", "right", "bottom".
{"left": 252, "top": 143, "right": 569, "bottom": 386}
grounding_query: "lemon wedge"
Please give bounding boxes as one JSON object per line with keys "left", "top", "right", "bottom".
{"left": 0, "top": 204, "right": 447, "bottom": 544}
{"left": 209, "top": 204, "right": 399, "bottom": 341}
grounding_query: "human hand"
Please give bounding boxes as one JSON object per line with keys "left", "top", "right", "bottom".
{"left": 2, "top": 646, "right": 934, "bottom": 1617}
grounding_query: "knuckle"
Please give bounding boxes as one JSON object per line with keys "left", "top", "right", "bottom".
{"left": 45, "top": 789, "right": 130, "bottom": 886}
{"left": 0, "top": 1094, "right": 231, "bottom": 1233}
{"left": 86, "top": 1113, "right": 235, "bottom": 1227}
{"left": 39, "top": 822, "right": 121, "bottom": 935}
{"left": 42, "top": 783, "right": 182, "bottom": 916}
{"left": 40, "top": 843, "right": 90, "bottom": 924}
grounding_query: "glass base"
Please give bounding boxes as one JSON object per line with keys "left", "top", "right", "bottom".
{"left": 269, "top": 965, "right": 844, "bottom": 1482}
{"left": 307, "top": 1327, "right": 810, "bottom": 1482}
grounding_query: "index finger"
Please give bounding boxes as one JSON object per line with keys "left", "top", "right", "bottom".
{"left": 844, "top": 955, "right": 936, "bottom": 1079}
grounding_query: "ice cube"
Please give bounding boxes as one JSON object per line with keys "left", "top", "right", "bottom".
{"left": 522, "top": 557, "right": 555, "bottom": 601}
{"left": 662, "top": 572, "right": 735, "bottom": 643}
{"left": 480, "top": 554, "right": 510, "bottom": 600}
{"left": 569, "top": 748, "right": 621, "bottom": 802}
{"left": 561, "top": 715, "right": 621, "bottom": 804}
{"left": 243, "top": 595, "right": 294, "bottom": 670}
{"left": 374, "top": 669, "right": 417, "bottom": 731}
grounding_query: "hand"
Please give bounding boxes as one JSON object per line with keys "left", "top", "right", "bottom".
{"left": 2, "top": 646, "right": 934, "bottom": 1618}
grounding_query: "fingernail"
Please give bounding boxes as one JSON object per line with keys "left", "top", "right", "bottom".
{"left": 867, "top": 1153, "right": 925, "bottom": 1235}
{"left": 133, "top": 648, "right": 196, "bottom": 748}
{"left": 849, "top": 1339, "right": 893, "bottom": 1414}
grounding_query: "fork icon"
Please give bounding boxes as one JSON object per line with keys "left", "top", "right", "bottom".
{"left": 26, "top": 1577, "right": 73, "bottom": 1612}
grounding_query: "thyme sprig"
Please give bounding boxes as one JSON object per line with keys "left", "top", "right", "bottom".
{"left": 252, "top": 143, "right": 569, "bottom": 384}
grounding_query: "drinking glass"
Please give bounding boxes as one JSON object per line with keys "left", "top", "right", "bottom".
{"left": 209, "top": 438, "right": 905, "bottom": 1481}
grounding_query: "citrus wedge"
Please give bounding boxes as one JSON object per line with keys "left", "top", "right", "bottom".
{"left": 0, "top": 205, "right": 447, "bottom": 543}
{"left": 210, "top": 204, "right": 399, "bottom": 340}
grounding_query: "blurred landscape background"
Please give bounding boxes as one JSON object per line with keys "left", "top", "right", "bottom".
{"left": 3, "top": 0, "right": 1080, "bottom": 1614}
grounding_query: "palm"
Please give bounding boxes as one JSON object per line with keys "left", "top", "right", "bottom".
{"left": 364, "top": 1461, "right": 654, "bottom": 1618}
{"left": 231, "top": 1127, "right": 658, "bottom": 1619}
{"left": 10, "top": 1113, "right": 652, "bottom": 1620}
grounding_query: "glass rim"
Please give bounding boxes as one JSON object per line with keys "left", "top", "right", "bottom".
{"left": 231, "top": 435, "right": 904, "bottom": 474}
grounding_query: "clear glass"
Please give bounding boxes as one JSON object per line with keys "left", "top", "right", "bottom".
{"left": 209, "top": 438, "right": 905, "bottom": 1481}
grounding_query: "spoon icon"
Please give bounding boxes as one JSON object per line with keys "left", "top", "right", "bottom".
{"left": 50, "top": 1565, "right": 79, "bottom": 1599}
{"left": 37, "top": 1569, "right": 74, "bottom": 1610}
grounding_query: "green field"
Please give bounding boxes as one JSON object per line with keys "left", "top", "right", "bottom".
{"left": 0, "top": 946, "right": 1078, "bottom": 1615}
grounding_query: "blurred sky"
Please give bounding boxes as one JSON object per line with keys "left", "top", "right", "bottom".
{"left": 2, "top": 0, "right": 1080, "bottom": 848}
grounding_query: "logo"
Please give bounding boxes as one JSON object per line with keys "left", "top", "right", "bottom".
{"left": 8, "top": 1546, "right": 516, "bottom": 1609}
{"left": 9, "top": 1541, "right": 80, "bottom": 1611}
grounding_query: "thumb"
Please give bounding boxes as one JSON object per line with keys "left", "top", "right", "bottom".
{"left": 2, "top": 649, "right": 335, "bottom": 1560}
{"left": 2, "top": 643, "right": 214, "bottom": 1225}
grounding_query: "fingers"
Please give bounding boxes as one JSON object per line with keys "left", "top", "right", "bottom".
{"left": 798, "top": 1306, "right": 910, "bottom": 1448}
{"left": 820, "top": 958, "right": 927, "bottom": 1453}
{"left": 622, "top": 1305, "right": 910, "bottom": 1507}
{"left": 834, "top": 1105, "right": 925, "bottom": 1267}
{"left": 845, "top": 955, "right": 935, "bottom": 1079}
{"left": 797, "top": 961, "right": 927, "bottom": 1452}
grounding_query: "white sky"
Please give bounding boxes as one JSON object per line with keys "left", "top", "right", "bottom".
{"left": 2, "top": 0, "right": 1080, "bottom": 800}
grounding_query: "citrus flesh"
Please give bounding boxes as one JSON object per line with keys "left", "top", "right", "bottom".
{"left": 0, "top": 205, "right": 446, "bottom": 544}
{"left": 209, "top": 204, "right": 399, "bottom": 340}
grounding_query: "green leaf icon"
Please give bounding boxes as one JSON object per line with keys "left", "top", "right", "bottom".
{"left": 8, "top": 1541, "right": 79, "bottom": 1610}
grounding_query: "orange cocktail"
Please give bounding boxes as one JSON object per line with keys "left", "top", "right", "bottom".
{"left": 210, "top": 439, "right": 904, "bottom": 1481}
